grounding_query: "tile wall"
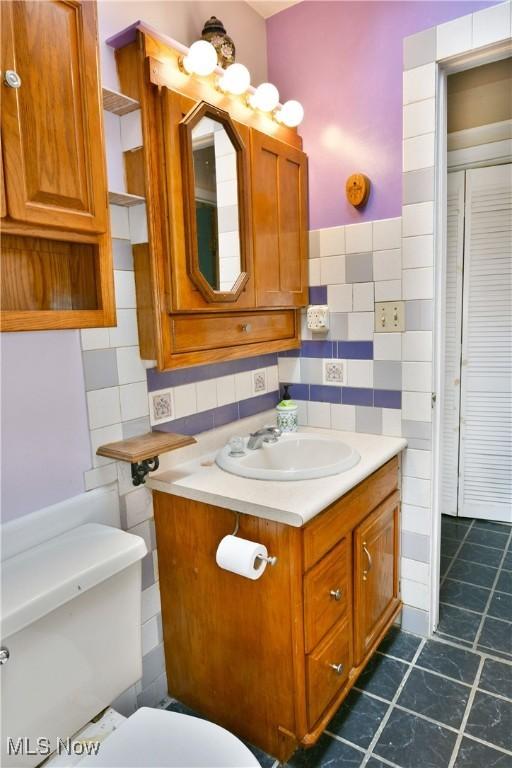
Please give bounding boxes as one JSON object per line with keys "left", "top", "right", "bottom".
{"left": 279, "top": 215, "right": 433, "bottom": 635}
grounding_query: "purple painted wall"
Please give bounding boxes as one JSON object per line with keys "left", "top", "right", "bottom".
{"left": 1, "top": 332, "right": 91, "bottom": 523}
{"left": 267, "top": 0, "right": 498, "bottom": 229}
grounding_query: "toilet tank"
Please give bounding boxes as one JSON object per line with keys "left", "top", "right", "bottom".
{"left": 0, "top": 524, "right": 147, "bottom": 768}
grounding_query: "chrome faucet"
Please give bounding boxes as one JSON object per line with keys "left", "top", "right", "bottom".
{"left": 247, "top": 426, "right": 282, "bottom": 450}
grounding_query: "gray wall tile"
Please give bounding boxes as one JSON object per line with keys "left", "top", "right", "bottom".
{"left": 403, "top": 27, "right": 436, "bottom": 70}
{"left": 374, "top": 361, "right": 402, "bottom": 390}
{"left": 401, "top": 605, "right": 429, "bottom": 636}
{"left": 111, "top": 685, "right": 138, "bottom": 717}
{"left": 129, "top": 519, "right": 152, "bottom": 550}
{"left": 113, "top": 239, "right": 134, "bottom": 271}
{"left": 402, "top": 530, "right": 431, "bottom": 563}
{"left": 122, "top": 416, "right": 151, "bottom": 439}
{"left": 403, "top": 168, "right": 435, "bottom": 205}
{"left": 141, "top": 551, "right": 155, "bottom": 589}
{"left": 137, "top": 671, "right": 168, "bottom": 708}
{"left": 300, "top": 357, "right": 323, "bottom": 384}
{"left": 142, "top": 643, "right": 166, "bottom": 688}
{"left": 346, "top": 252, "right": 373, "bottom": 283}
{"left": 82, "top": 349, "right": 119, "bottom": 391}
{"left": 356, "top": 406, "right": 383, "bottom": 435}
{"left": 405, "top": 299, "right": 433, "bottom": 330}
{"left": 328, "top": 312, "right": 348, "bottom": 340}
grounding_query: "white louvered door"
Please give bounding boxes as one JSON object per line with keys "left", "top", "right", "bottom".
{"left": 458, "top": 164, "right": 512, "bottom": 522}
{"left": 442, "top": 171, "right": 465, "bottom": 517}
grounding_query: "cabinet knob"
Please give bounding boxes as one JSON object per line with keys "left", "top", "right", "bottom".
{"left": 0, "top": 647, "right": 10, "bottom": 665}
{"left": 241, "top": 323, "right": 252, "bottom": 333}
{"left": 329, "top": 588, "right": 342, "bottom": 601}
{"left": 329, "top": 662, "right": 344, "bottom": 675}
{"left": 4, "top": 70, "right": 21, "bottom": 89}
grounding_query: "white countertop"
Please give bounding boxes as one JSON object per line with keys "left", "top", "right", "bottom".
{"left": 148, "top": 414, "right": 406, "bottom": 527}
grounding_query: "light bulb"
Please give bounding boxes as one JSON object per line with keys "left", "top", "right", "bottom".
{"left": 249, "top": 82, "right": 280, "bottom": 112}
{"left": 276, "top": 99, "right": 304, "bottom": 128}
{"left": 218, "top": 63, "right": 251, "bottom": 95}
{"left": 182, "top": 40, "right": 218, "bottom": 76}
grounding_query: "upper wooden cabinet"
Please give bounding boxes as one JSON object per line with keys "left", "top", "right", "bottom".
{"left": 1, "top": 0, "right": 108, "bottom": 234}
{"left": 0, "top": 1, "right": 115, "bottom": 332}
{"left": 112, "top": 28, "right": 307, "bottom": 369}
{"left": 251, "top": 130, "right": 308, "bottom": 308}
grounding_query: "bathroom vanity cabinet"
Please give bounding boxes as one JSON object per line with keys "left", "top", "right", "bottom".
{"left": 153, "top": 457, "right": 401, "bottom": 762}
{"left": 1, "top": 0, "right": 115, "bottom": 331}
{"left": 112, "top": 28, "right": 307, "bottom": 370}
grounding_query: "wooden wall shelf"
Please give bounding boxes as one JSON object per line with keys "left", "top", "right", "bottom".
{"left": 108, "top": 191, "right": 145, "bottom": 207}
{"left": 97, "top": 430, "right": 197, "bottom": 486}
{"left": 102, "top": 87, "right": 140, "bottom": 116}
{"left": 97, "top": 431, "right": 196, "bottom": 462}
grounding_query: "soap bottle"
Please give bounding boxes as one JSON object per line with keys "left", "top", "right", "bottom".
{"left": 276, "top": 385, "right": 298, "bottom": 433}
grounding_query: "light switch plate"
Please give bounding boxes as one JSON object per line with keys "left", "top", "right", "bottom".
{"left": 374, "top": 301, "right": 405, "bottom": 332}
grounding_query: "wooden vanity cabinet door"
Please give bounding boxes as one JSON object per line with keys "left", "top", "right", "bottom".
{"left": 353, "top": 492, "right": 400, "bottom": 665}
{"left": 1, "top": 0, "right": 108, "bottom": 233}
{"left": 251, "top": 130, "right": 308, "bottom": 308}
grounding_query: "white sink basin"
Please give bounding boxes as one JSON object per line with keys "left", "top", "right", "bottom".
{"left": 215, "top": 432, "right": 360, "bottom": 481}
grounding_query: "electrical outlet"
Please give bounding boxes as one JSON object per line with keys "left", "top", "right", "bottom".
{"left": 323, "top": 359, "right": 345, "bottom": 385}
{"left": 307, "top": 304, "right": 329, "bottom": 332}
{"left": 374, "top": 301, "right": 405, "bottom": 332}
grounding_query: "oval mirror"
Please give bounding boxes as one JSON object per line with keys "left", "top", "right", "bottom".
{"left": 180, "top": 102, "right": 250, "bottom": 302}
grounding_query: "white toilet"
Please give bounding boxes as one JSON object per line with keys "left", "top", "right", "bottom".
{"left": 0, "top": 523, "right": 260, "bottom": 768}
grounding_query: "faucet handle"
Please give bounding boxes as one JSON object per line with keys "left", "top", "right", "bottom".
{"left": 228, "top": 436, "right": 245, "bottom": 456}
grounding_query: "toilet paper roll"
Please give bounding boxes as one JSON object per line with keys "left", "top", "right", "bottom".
{"left": 215, "top": 535, "right": 268, "bottom": 580}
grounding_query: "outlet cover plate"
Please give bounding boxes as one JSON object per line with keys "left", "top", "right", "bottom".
{"left": 374, "top": 301, "right": 405, "bottom": 333}
{"left": 307, "top": 304, "right": 329, "bottom": 332}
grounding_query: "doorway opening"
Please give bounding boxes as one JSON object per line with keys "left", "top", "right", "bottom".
{"left": 436, "top": 58, "right": 512, "bottom": 649}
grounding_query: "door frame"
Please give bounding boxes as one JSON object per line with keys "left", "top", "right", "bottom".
{"left": 431, "top": 39, "right": 512, "bottom": 633}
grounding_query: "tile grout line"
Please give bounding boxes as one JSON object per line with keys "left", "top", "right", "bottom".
{"left": 446, "top": 656, "right": 486, "bottom": 768}
{"left": 358, "top": 638, "right": 427, "bottom": 768}
{"left": 471, "top": 525, "right": 512, "bottom": 653}
{"left": 443, "top": 534, "right": 511, "bottom": 553}
{"left": 440, "top": 519, "right": 476, "bottom": 587}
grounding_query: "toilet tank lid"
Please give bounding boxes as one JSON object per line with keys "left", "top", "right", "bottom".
{"left": 1, "top": 524, "right": 147, "bottom": 639}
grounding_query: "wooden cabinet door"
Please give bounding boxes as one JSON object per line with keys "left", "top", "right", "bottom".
{"left": 1, "top": 1, "right": 108, "bottom": 233}
{"left": 251, "top": 130, "right": 308, "bottom": 308}
{"left": 353, "top": 493, "right": 400, "bottom": 665}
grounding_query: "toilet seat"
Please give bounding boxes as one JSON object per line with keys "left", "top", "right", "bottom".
{"left": 77, "top": 707, "right": 261, "bottom": 768}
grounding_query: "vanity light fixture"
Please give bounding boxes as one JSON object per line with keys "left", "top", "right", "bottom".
{"left": 217, "top": 63, "right": 251, "bottom": 95}
{"left": 274, "top": 99, "right": 304, "bottom": 128}
{"left": 248, "top": 82, "right": 280, "bottom": 112}
{"left": 180, "top": 40, "right": 218, "bottom": 77}
{"left": 176, "top": 39, "right": 304, "bottom": 127}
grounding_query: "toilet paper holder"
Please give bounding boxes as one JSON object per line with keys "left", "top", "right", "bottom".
{"left": 230, "top": 512, "right": 278, "bottom": 567}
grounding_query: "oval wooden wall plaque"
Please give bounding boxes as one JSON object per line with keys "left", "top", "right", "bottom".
{"left": 346, "top": 174, "right": 371, "bottom": 207}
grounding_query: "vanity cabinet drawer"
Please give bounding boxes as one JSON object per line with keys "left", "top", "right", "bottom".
{"left": 304, "top": 538, "right": 349, "bottom": 653}
{"left": 306, "top": 618, "right": 351, "bottom": 729}
{"left": 303, "top": 458, "right": 399, "bottom": 570}
{"left": 170, "top": 310, "right": 297, "bottom": 353}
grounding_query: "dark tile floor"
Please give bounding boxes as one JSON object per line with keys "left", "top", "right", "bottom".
{"left": 439, "top": 515, "right": 512, "bottom": 659}
{"left": 163, "top": 515, "right": 512, "bottom": 768}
